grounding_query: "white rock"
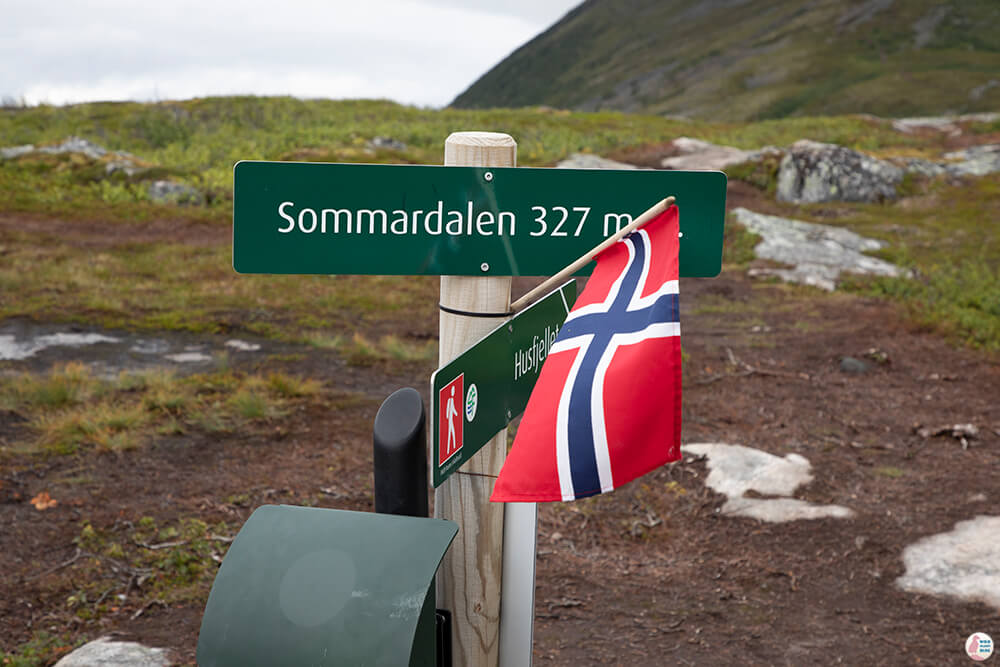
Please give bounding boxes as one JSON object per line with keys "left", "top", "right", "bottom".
{"left": 54, "top": 637, "right": 171, "bottom": 667}
{"left": 555, "top": 153, "right": 637, "bottom": 170}
{"left": 148, "top": 180, "right": 202, "bottom": 205}
{"left": 681, "top": 443, "right": 854, "bottom": 523}
{"left": 661, "top": 137, "right": 780, "bottom": 171}
{"left": 165, "top": 352, "right": 212, "bottom": 363}
{"left": 0, "top": 332, "right": 120, "bottom": 361}
{"left": 225, "top": 339, "right": 261, "bottom": 352}
{"left": 892, "top": 112, "right": 1000, "bottom": 134}
{"left": 0, "top": 144, "right": 34, "bottom": 159}
{"left": 897, "top": 515, "right": 1000, "bottom": 610}
{"left": 682, "top": 443, "right": 813, "bottom": 497}
{"left": 942, "top": 144, "right": 1000, "bottom": 177}
{"left": 730, "top": 207, "right": 910, "bottom": 290}
{"left": 721, "top": 497, "right": 855, "bottom": 522}
{"left": 37, "top": 136, "right": 108, "bottom": 160}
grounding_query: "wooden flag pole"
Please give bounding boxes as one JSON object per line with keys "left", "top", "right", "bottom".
{"left": 510, "top": 196, "right": 676, "bottom": 313}
{"left": 436, "top": 131, "right": 515, "bottom": 667}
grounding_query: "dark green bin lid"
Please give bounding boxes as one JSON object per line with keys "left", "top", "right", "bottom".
{"left": 197, "top": 505, "right": 458, "bottom": 666}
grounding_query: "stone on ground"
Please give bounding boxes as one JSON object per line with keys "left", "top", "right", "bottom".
{"left": 54, "top": 637, "right": 171, "bottom": 667}
{"left": 660, "top": 137, "right": 780, "bottom": 171}
{"left": 891, "top": 112, "right": 999, "bottom": 134}
{"left": 776, "top": 139, "right": 904, "bottom": 204}
{"left": 555, "top": 153, "right": 637, "bottom": 170}
{"left": 942, "top": 144, "right": 1000, "bottom": 177}
{"left": 896, "top": 515, "right": 1000, "bottom": 610}
{"left": 147, "top": 180, "right": 202, "bottom": 205}
{"left": 681, "top": 443, "right": 853, "bottom": 523}
{"left": 730, "top": 207, "right": 910, "bottom": 291}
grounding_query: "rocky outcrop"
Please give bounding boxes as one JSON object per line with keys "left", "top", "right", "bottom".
{"left": 661, "top": 137, "right": 780, "bottom": 171}
{"left": 147, "top": 179, "right": 202, "bottom": 205}
{"left": 367, "top": 136, "right": 407, "bottom": 151}
{"left": 0, "top": 136, "right": 146, "bottom": 175}
{"left": 941, "top": 144, "right": 1000, "bottom": 177}
{"left": 776, "top": 140, "right": 904, "bottom": 204}
{"left": 555, "top": 153, "right": 637, "bottom": 169}
{"left": 0, "top": 144, "right": 34, "bottom": 159}
{"left": 894, "top": 144, "right": 1000, "bottom": 178}
{"left": 891, "top": 112, "right": 1000, "bottom": 135}
{"left": 730, "top": 207, "right": 910, "bottom": 291}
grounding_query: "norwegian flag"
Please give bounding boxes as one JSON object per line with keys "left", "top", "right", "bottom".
{"left": 492, "top": 205, "right": 682, "bottom": 502}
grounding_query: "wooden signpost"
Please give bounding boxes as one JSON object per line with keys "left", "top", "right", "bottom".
{"left": 232, "top": 131, "right": 727, "bottom": 667}
{"left": 436, "top": 132, "right": 514, "bottom": 667}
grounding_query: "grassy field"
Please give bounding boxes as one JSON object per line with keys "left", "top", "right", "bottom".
{"left": 1, "top": 96, "right": 998, "bottom": 664}
{"left": 1, "top": 96, "right": 997, "bottom": 350}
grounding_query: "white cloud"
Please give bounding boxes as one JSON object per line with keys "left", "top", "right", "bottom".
{"left": 2, "top": 0, "right": 579, "bottom": 107}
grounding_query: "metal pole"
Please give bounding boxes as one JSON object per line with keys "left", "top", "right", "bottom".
{"left": 373, "top": 387, "right": 428, "bottom": 518}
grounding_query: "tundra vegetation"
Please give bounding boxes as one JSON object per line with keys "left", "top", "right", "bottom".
{"left": 0, "top": 96, "right": 997, "bottom": 663}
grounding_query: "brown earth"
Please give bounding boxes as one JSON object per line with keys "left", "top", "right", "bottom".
{"left": 2, "top": 187, "right": 999, "bottom": 665}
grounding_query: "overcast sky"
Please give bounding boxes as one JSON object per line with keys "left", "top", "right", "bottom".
{"left": 2, "top": 0, "right": 579, "bottom": 108}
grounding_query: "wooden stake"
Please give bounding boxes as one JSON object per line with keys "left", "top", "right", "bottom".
{"left": 436, "top": 131, "right": 515, "bottom": 667}
{"left": 510, "top": 196, "right": 676, "bottom": 313}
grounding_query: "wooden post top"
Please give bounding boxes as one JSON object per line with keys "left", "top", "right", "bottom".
{"left": 445, "top": 131, "right": 517, "bottom": 146}
{"left": 445, "top": 132, "right": 516, "bottom": 168}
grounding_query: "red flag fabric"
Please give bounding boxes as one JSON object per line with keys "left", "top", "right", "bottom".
{"left": 491, "top": 206, "right": 682, "bottom": 502}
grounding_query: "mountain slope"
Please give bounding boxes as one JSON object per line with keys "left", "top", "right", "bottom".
{"left": 452, "top": 0, "right": 1000, "bottom": 120}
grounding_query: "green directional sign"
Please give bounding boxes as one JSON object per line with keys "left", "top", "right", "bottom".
{"left": 233, "top": 161, "right": 726, "bottom": 277}
{"left": 431, "top": 280, "right": 577, "bottom": 487}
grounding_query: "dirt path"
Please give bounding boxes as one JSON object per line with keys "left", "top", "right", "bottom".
{"left": 2, "top": 214, "right": 999, "bottom": 665}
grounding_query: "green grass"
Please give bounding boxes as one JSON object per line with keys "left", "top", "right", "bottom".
{"left": 833, "top": 175, "right": 1000, "bottom": 350}
{"left": 1, "top": 96, "right": 999, "bottom": 351}
{"left": 66, "top": 514, "right": 234, "bottom": 619}
{"left": 0, "top": 366, "right": 327, "bottom": 456}
{"left": 1, "top": 632, "right": 82, "bottom": 667}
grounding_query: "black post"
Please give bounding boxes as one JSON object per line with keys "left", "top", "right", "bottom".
{"left": 373, "top": 387, "right": 428, "bottom": 518}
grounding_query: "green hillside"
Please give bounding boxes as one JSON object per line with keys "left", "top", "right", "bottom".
{"left": 452, "top": 0, "right": 1000, "bottom": 120}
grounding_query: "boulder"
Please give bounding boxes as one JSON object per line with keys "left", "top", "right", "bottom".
{"left": 1, "top": 137, "right": 144, "bottom": 175}
{"left": 148, "top": 180, "right": 202, "bottom": 205}
{"left": 730, "top": 207, "right": 910, "bottom": 291}
{"left": 105, "top": 159, "right": 145, "bottom": 177}
{"left": 776, "top": 139, "right": 904, "bottom": 203}
{"left": 37, "top": 136, "right": 108, "bottom": 160}
{"left": 54, "top": 637, "right": 171, "bottom": 667}
{"left": 0, "top": 144, "right": 34, "bottom": 159}
{"left": 895, "top": 157, "right": 948, "bottom": 178}
{"left": 555, "top": 153, "right": 637, "bottom": 170}
{"left": 367, "top": 136, "right": 407, "bottom": 151}
{"left": 942, "top": 144, "right": 1000, "bottom": 177}
{"left": 661, "top": 137, "right": 780, "bottom": 171}
{"left": 894, "top": 144, "right": 1000, "bottom": 178}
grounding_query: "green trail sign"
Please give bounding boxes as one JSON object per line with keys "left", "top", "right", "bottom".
{"left": 431, "top": 280, "right": 577, "bottom": 487}
{"left": 233, "top": 161, "right": 726, "bottom": 277}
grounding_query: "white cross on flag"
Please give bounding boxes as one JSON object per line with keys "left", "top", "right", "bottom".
{"left": 491, "top": 205, "right": 683, "bottom": 502}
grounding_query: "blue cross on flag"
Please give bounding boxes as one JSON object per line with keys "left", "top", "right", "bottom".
{"left": 492, "top": 205, "right": 683, "bottom": 502}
